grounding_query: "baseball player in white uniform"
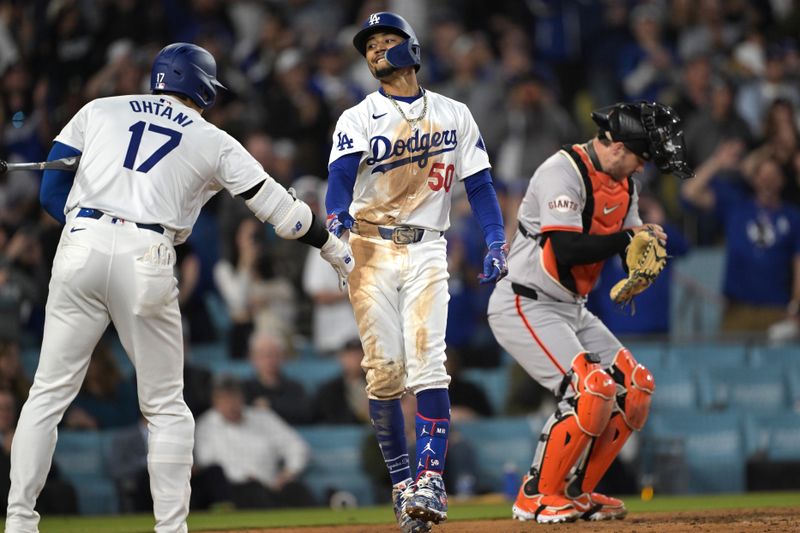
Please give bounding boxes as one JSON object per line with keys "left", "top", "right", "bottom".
{"left": 487, "top": 102, "right": 692, "bottom": 523}
{"left": 325, "top": 12, "right": 508, "bottom": 533}
{"left": 6, "top": 43, "right": 353, "bottom": 533}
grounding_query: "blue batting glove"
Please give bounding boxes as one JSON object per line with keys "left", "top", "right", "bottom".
{"left": 478, "top": 241, "right": 508, "bottom": 284}
{"left": 325, "top": 211, "right": 355, "bottom": 238}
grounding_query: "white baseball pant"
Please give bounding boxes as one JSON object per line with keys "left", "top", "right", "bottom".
{"left": 6, "top": 209, "right": 193, "bottom": 533}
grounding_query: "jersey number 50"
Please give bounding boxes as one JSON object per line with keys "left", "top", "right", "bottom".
{"left": 123, "top": 121, "right": 183, "bottom": 173}
{"left": 427, "top": 162, "right": 454, "bottom": 192}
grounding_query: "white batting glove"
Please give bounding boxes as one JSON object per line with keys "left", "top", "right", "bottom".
{"left": 320, "top": 233, "right": 354, "bottom": 291}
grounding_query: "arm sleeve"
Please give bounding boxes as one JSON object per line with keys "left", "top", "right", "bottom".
{"left": 463, "top": 169, "right": 505, "bottom": 246}
{"left": 548, "top": 229, "right": 633, "bottom": 266}
{"left": 325, "top": 152, "right": 360, "bottom": 215}
{"left": 40, "top": 141, "right": 81, "bottom": 224}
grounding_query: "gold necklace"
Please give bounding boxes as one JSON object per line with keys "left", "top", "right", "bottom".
{"left": 386, "top": 88, "right": 428, "bottom": 130}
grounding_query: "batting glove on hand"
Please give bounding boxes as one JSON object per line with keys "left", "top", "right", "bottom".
{"left": 321, "top": 233, "right": 354, "bottom": 291}
{"left": 478, "top": 241, "right": 509, "bottom": 284}
{"left": 325, "top": 211, "right": 355, "bottom": 238}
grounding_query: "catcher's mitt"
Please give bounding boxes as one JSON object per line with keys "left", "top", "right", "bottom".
{"left": 609, "top": 229, "right": 667, "bottom": 307}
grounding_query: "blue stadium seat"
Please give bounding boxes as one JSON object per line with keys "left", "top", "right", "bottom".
{"left": 750, "top": 344, "right": 800, "bottom": 369}
{"left": 282, "top": 358, "right": 341, "bottom": 394}
{"left": 462, "top": 367, "right": 510, "bottom": 415}
{"left": 456, "top": 416, "right": 542, "bottom": 492}
{"left": 298, "top": 425, "right": 373, "bottom": 506}
{"left": 650, "top": 366, "right": 699, "bottom": 411}
{"left": 700, "top": 366, "right": 789, "bottom": 412}
{"left": 204, "top": 291, "right": 231, "bottom": 339}
{"left": 54, "top": 431, "right": 106, "bottom": 477}
{"left": 188, "top": 342, "right": 227, "bottom": 366}
{"left": 665, "top": 343, "right": 748, "bottom": 369}
{"left": 70, "top": 476, "right": 120, "bottom": 515}
{"left": 644, "top": 411, "right": 745, "bottom": 493}
{"left": 745, "top": 413, "right": 800, "bottom": 461}
{"left": 54, "top": 431, "right": 120, "bottom": 515}
{"left": 206, "top": 359, "right": 254, "bottom": 379}
{"left": 622, "top": 342, "right": 666, "bottom": 370}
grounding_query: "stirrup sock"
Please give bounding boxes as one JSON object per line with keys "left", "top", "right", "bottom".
{"left": 415, "top": 388, "right": 450, "bottom": 477}
{"left": 369, "top": 399, "right": 412, "bottom": 485}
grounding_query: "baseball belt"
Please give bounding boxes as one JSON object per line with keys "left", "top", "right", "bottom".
{"left": 352, "top": 221, "right": 443, "bottom": 245}
{"left": 76, "top": 207, "right": 166, "bottom": 235}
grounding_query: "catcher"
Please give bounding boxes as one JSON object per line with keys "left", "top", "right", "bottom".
{"left": 488, "top": 102, "right": 692, "bottom": 523}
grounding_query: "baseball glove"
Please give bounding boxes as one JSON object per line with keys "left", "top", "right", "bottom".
{"left": 609, "top": 229, "right": 667, "bottom": 307}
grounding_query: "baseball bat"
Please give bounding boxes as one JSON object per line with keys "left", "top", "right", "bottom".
{"left": 0, "top": 156, "right": 81, "bottom": 174}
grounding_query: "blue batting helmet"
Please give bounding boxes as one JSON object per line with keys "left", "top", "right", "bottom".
{"left": 352, "top": 12, "right": 421, "bottom": 71}
{"left": 150, "top": 43, "right": 225, "bottom": 109}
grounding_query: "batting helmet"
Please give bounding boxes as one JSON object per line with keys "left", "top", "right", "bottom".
{"left": 150, "top": 43, "right": 226, "bottom": 109}
{"left": 591, "top": 102, "right": 694, "bottom": 179}
{"left": 352, "top": 12, "right": 421, "bottom": 71}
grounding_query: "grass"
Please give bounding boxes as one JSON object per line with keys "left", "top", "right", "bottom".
{"left": 8, "top": 491, "right": 799, "bottom": 533}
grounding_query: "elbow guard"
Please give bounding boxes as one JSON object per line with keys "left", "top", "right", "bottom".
{"left": 245, "top": 176, "right": 313, "bottom": 239}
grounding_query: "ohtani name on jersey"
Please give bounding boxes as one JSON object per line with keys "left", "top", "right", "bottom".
{"left": 128, "top": 100, "right": 194, "bottom": 128}
{"left": 366, "top": 129, "right": 457, "bottom": 174}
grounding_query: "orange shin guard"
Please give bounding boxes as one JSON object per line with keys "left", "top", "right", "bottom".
{"left": 566, "top": 349, "right": 655, "bottom": 496}
{"left": 534, "top": 353, "right": 615, "bottom": 495}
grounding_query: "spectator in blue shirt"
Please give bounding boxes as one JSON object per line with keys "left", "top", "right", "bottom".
{"left": 682, "top": 143, "right": 800, "bottom": 332}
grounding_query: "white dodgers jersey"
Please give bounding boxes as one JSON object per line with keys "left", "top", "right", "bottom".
{"left": 56, "top": 94, "right": 266, "bottom": 244}
{"left": 328, "top": 89, "right": 490, "bottom": 231}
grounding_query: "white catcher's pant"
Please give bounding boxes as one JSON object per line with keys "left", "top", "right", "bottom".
{"left": 348, "top": 233, "right": 451, "bottom": 399}
{"left": 6, "top": 210, "right": 193, "bottom": 533}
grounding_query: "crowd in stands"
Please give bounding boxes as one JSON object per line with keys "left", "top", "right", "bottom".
{"left": 0, "top": 0, "right": 799, "bottom": 512}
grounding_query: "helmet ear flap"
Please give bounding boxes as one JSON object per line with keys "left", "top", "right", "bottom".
{"left": 385, "top": 38, "right": 421, "bottom": 71}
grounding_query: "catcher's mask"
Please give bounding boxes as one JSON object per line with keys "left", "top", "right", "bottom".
{"left": 591, "top": 102, "right": 694, "bottom": 180}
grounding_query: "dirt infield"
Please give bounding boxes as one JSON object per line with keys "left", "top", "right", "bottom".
{"left": 203, "top": 506, "right": 800, "bottom": 533}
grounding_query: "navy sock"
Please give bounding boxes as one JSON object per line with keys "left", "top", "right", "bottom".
{"left": 369, "top": 399, "right": 412, "bottom": 485}
{"left": 415, "top": 388, "right": 450, "bottom": 478}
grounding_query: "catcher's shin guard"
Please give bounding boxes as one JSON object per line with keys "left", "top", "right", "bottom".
{"left": 531, "top": 352, "right": 616, "bottom": 495}
{"left": 566, "top": 349, "right": 655, "bottom": 496}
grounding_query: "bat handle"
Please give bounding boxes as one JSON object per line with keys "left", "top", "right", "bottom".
{"left": 0, "top": 160, "right": 6, "bottom": 174}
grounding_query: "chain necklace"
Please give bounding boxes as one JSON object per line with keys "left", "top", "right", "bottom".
{"left": 386, "top": 88, "right": 428, "bottom": 130}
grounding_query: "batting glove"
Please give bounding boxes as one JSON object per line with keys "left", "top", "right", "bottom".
{"left": 325, "top": 211, "right": 355, "bottom": 238}
{"left": 478, "top": 241, "right": 508, "bottom": 284}
{"left": 320, "top": 233, "right": 354, "bottom": 291}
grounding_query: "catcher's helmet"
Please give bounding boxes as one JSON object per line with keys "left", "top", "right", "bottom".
{"left": 353, "top": 12, "right": 421, "bottom": 71}
{"left": 592, "top": 102, "right": 694, "bottom": 179}
{"left": 150, "top": 43, "right": 226, "bottom": 109}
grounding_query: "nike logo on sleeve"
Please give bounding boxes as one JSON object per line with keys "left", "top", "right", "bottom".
{"left": 603, "top": 204, "right": 621, "bottom": 215}
{"left": 70, "top": 227, "right": 86, "bottom": 233}
{"left": 372, "top": 112, "right": 387, "bottom": 119}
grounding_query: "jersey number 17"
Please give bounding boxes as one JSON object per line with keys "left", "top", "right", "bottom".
{"left": 123, "top": 121, "right": 182, "bottom": 173}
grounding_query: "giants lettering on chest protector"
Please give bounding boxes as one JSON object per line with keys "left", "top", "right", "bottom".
{"left": 366, "top": 129, "right": 457, "bottom": 174}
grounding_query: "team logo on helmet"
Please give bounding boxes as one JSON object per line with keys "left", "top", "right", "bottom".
{"left": 369, "top": 13, "right": 380, "bottom": 25}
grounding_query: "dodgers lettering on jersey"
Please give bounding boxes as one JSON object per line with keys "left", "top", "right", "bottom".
{"left": 328, "top": 89, "right": 490, "bottom": 231}
{"left": 54, "top": 94, "right": 266, "bottom": 244}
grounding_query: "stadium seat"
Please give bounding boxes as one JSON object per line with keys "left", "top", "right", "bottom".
{"left": 700, "top": 367, "right": 789, "bottom": 412}
{"left": 298, "top": 425, "right": 373, "bottom": 506}
{"left": 622, "top": 342, "right": 666, "bottom": 370}
{"left": 20, "top": 348, "right": 39, "bottom": 381}
{"left": 282, "top": 358, "right": 341, "bottom": 394}
{"left": 462, "top": 366, "right": 510, "bottom": 415}
{"left": 54, "top": 431, "right": 106, "bottom": 478}
{"left": 644, "top": 411, "right": 745, "bottom": 493}
{"left": 665, "top": 343, "right": 748, "bottom": 369}
{"left": 204, "top": 292, "right": 231, "bottom": 339}
{"left": 456, "top": 416, "right": 542, "bottom": 493}
{"left": 54, "top": 431, "right": 120, "bottom": 515}
{"left": 187, "top": 342, "right": 227, "bottom": 366}
{"left": 650, "top": 366, "right": 699, "bottom": 411}
{"left": 205, "top": 359, "right": 254, "bottom": 379}
{"left": 750, "top": 344, "right": 800, "bottom": 369}
{"left": 744, "top": 413, "right": 800, "bottom": 462}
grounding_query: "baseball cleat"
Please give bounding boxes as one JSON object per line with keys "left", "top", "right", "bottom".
{"left": 570, "top": 492, "right": 628, "bottom": 521}
{"left": 392, "top": 478, "right": 431, "bottom": 533}
{"left": 512, "top": 485, "right": 580, "bottom": 524}
{"left": 405, "top": 471, "right": 448, "bottom": 524}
